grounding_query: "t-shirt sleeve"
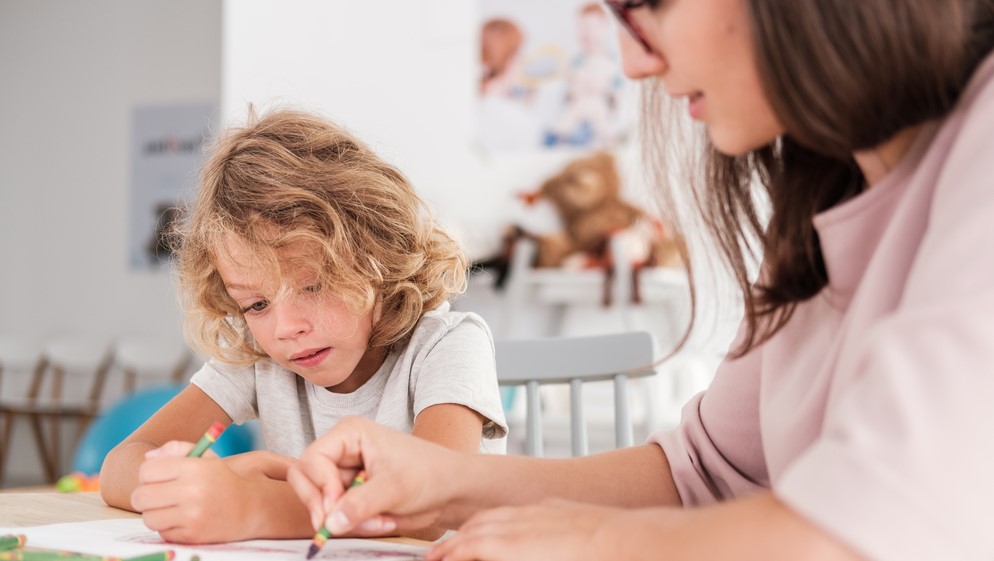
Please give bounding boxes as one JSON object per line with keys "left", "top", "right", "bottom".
{"left": 189, "top": 358, "right": 259, "bottom": 424}
{"left": 411, "top": 316, "right": 508, "bottom": 443}
{"left": 650, "top": 321, "right": 769, "bottom": 506}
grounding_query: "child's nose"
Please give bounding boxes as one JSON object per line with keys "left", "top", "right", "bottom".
{"left": 617, "top": 29, "right": 667, "bottom": 80}
{"left": 274, "top": 301, "right": 311, "bottom": 339}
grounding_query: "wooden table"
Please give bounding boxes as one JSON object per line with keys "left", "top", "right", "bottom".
{"left": 0, "top": 491, "right": 428, "bottom": 547}
{"left": 0, "top": 491, "right": 138, "bottom": 527}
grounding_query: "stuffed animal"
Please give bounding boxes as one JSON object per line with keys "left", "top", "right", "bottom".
{"left": 472, "top": 151, "right": 684, "bottom": 304}
{"left": 526, "top": 151, "right": 640, "bottom": 268}
{"left": 527, "top": 151, "right": 682, "bottom": 272}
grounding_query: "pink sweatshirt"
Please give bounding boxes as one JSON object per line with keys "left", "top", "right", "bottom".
{"left": 652, "top": 52, "right": 994, "bottom": 560}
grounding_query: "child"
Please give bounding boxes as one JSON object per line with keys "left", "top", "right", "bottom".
{"left": 99, "top": 108, "right": 508, "bottom": 544}
{"left": 288, "top": 1, "right": 994, "bottom": 560}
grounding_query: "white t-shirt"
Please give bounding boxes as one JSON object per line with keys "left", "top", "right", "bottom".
{"left": 191, "top": 303, "right": 508, "bottom": 456}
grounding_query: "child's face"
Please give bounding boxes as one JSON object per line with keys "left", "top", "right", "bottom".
{"left": 215, "top": 237, "right": 382, "bottom": 393}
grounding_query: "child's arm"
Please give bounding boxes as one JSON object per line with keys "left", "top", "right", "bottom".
{"left": 99, "top": 385, "right": 232, "bottom": 511}
{"left": 405, "top": 402, "right": 487, "bottom": 540}
{"left": 100, "top": 385, "right": 314, "bottom": 543}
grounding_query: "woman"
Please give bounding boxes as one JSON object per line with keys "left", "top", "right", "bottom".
{"left": 288, "top": 1, "right": 994, "bottom": 559}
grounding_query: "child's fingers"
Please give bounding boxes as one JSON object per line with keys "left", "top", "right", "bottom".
{"left": 131, "top": 481, "right": 181, "bottom": 513}
{"left": 145, "top": 440, "right": 197, "bottom": 459}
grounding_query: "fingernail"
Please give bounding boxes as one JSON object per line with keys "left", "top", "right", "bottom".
{"left": 328, "top": 510, "right": 350, "bottom": 534}
{"left": 144, "top": 449, "right": 160, "bottom": 458}
{"left": 360, "top": 518, "right": 396, "bottom": 534}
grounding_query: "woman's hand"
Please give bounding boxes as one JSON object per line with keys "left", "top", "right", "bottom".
{"left": 130, "top": 440, "right": 257, "bottom": 543}
{"left": 287, "top": 416, "right": 465, "bottom": 536}
{"left": 427, "top": 499, "right": 622, "bottom": 561}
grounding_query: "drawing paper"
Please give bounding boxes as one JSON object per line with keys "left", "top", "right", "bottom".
{"left": 0, "top": 518, "right": 425, "bottom": 561}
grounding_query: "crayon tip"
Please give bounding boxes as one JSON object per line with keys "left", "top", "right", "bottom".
{"left": 305, "top": 543, "right": 320, "bottom": 560}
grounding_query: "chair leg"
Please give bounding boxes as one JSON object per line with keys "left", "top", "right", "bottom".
{"left": 49, "top": 414, "right": 63, "bottom": 481}
{"left": 29, "top": 412, "right": 58, "bottom": 483}
{"left": 0, "top": 411, "right": 15, "bottom": 486}
{"left": 124, "top": 371, "right": 136, "bottom": 396}
{"left": 526, "top": 381, "right": 543, "bottom": 457}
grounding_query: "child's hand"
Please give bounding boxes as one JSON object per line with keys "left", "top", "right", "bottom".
{"left": 287, "top": 416, "right": 460, "bottom": 537}
{"left": 427, "top": 499, "right": 623, "bottom": 561}
{"left": 130, "top": 445, "right": 253, "bottom": 543}
{"left": 143, "top": 440, "right": 217, "bottom": 460}
{"left": 224, "top": 450, "right": 296, "bottom": 481}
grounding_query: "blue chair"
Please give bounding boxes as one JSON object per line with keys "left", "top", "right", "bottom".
{"left": 71, "top": 384, "right": 256, "bottom": 475}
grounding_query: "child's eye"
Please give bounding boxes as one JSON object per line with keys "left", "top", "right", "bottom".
{"left": 241, "top": 300, "right": 269, "bottom": 314}
{"left": 303, "top": 284, "right": 323, "bottom": 294}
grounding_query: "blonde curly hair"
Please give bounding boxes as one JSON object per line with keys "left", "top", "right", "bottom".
{"left": 173, "top": 108, "right": 467, "bottom": 365}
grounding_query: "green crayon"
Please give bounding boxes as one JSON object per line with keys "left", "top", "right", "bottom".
{"left": 119, "top": 551, "right": 175, "bottom": 561}
{"left": 0, "top": 535, "right": 25, "bottom": 552}
{"left": 305, "top": 470, "right": 368, "bottom": 559}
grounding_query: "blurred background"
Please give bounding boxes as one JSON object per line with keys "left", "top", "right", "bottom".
{"left": 0, "top": 0, "right": 739, "bottom": 488}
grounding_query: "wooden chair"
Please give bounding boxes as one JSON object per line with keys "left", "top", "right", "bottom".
{"left": 7, "top": 337, "right": 113, "bottom": 483}
{"left": 0, "top": 335, "right": 45, "bottom": 486}
{"left": 495, "top": 331, "right": 655, "bottom": 457}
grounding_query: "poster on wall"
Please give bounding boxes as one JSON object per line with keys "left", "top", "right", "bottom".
{"left": 477, "top": 0, "right": 635, "bottom": 154}
{"left": 128, "top": 103, "right": 215, "bottom": 270}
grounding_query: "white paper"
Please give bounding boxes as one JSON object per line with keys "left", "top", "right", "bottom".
{"left": 0, "top": 518, "right": 426, "bottom": 561}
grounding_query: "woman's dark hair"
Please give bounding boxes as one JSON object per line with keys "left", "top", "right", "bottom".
{"left": 649, "top": 0, "right": 994, "bottom": 356}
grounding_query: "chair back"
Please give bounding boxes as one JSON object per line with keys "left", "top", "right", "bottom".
{"left": 112, "top": 336, "right": 193, "bottom": 395}
{"left": 71, "top": 384, "right": 256, "bottom": 475}
{"left": 40, "top": 337, "right": 113, "bottom": 410}
{"left": 0, "top": 335, "right": 43, "bottom": 406}
{"left": 495, "top": 331, "right": 655, "bottom": 457}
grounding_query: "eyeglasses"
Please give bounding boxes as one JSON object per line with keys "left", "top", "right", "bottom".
{"left": 604, "top": 0, "right": 654, "bottom": 54}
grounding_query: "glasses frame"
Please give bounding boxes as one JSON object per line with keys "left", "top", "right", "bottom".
{"left": 604, "top": 0, "right": 654, "bottom": 54}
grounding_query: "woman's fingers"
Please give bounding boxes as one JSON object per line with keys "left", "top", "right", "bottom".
{"left": 287, "top": 462, "right": 337, "bottom": 530}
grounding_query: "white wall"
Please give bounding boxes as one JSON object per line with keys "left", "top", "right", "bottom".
{"left": 0, "top": 0, "right": 222, "bottom": 342}
{"left": 221, "top": 0, "right": 651, "bottom": 261}
{"left": 0, "top": 0, "right": 222, "bottom": 485}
